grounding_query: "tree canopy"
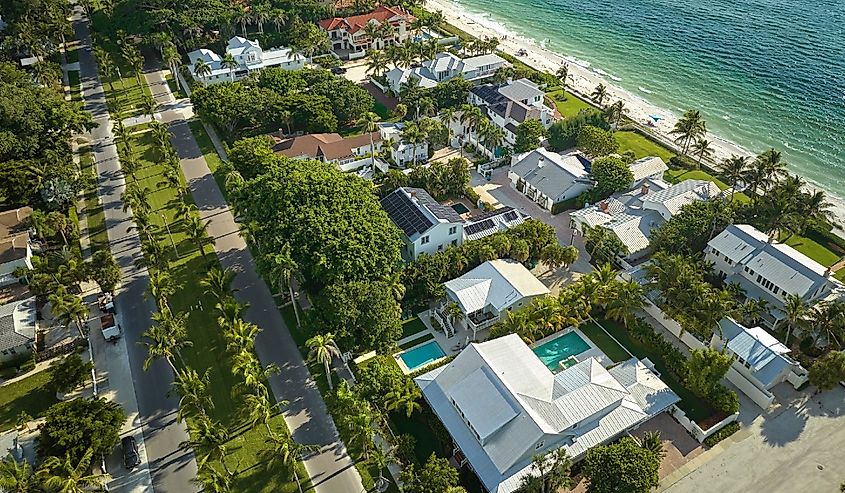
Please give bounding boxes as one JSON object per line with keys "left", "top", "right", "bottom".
{"left": 590, "top": 156, "right": 633, "bottom": 200}
{"left": 650, "top": 200, "right": 733, "bottom": 256}
{"left": 576, "top": 125, "right": 618, "bottom": 157}
{"left": 583, "top": 436, "right": 661, "bottom": 493}
{"left": 400, "top": 453, "right": 460, "bottom": 493}
{"left": 547, "top": 110, "right": 608, "bottom": 151}
{"left": 513, "top": 119, "right": 548, "bottom": 154}
{"left": 38, "top": 398, "right": 125, "bottom": 464}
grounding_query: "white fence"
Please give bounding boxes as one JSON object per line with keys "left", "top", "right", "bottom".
{"left": 641, "top": 299, "right": 708, "bottom": 350}
{"left": 669, "top": 405, "right": 739, "bottom": 444}
{"left": 726, "top": 366, "right": 775, "bottom": 409}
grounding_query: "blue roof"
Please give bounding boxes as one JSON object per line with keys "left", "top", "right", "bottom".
{"left": 719, "top": 318, "right": 793, "bottom": 388}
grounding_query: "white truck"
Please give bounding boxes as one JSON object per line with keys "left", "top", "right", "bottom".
{"left": 100, "top": 313, "right": 122, "bottom": 342}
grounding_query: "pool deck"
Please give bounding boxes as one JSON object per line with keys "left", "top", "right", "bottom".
{"left": 531, "top": 327, "right": 613, "bottom": 370}
{"left": 393, "top": 310, "right": 486, "bottom": 374}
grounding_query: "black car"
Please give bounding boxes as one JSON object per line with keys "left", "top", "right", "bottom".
{"left": 122, "top": 436, "right": 141, "bottom": 469}
{"left": 331, "top": 66, "right": 346, "bottom": 75}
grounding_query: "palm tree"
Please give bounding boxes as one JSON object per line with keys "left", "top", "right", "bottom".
{"left": 185, "top": 215, "right": 211, "bottom": 260}
{"left": 721, "top": 155, "right": 749, "bottom": 201}
{"left": 779, "top": 294, "right": 810, "bottom": 346}
{"left": 591, "top": 83, "right": 608, "bottom": 106}
{"left": 142, "top": 310, "right": 192, "bottom": 372}
{"left": 384, "top": 379, "right": 422, "bottom": 417}
{"left": 348, "top": 412, "right": 374, "bottom": 460}
{"left": 797, "top": 190, "right": 836, "bottom": 233}
{"left": 93, "top": 46, "right": 116, "bottom": 93}
{"left": 561, "top": 245, "right": 579, "bottom": 269}
{"left": 604, "top": 100, "right": 626, "bottom": 128}
{"left": 271, "top": 9, "right": 288, "bottom": 32}
{"left": 401, "top": 122, "right": 424, "bottom": 167}
{"left": 241, "top": 391, "right": 287, "bottom": 437}
{"left": 670, "top": 109, "right": 706, "bottom": 155}
{"left": 359, "top": 111, "right": 381, "bottom": 170}
{"left": 0, "top": 458, "right": 36, "bottom": 493}
{"left": 220, "top": 52, "right": 239, "bottom": 82}
{"left": 640, "top": 431, "right": 666, "bottom": 460}
{"left": 215, "top": 298, "right": 250, "bottom": 329}
{"left": 141, "top": 94, "right": 157, "bottom": 118}
{"left": 163, "top": 43, "right": 182, "bottom": 89}
{"left": 809, "top": 300, "right": 845, "bottom": 350}
{"left": 194, "top": 58, "right": 213, "bottom": 86}
{"left": 459, "top": 104, "right": 485, "bottom": 149}
{"left": 690, "top": 138, "right": 714, "bottom": 168}
{"left": 223, "top": 319, "right": 261, "bottom": 353}
{"left": 191, "top": 463, "right": 231, "bottom": 493}
{"left": 268, "top": 244, "right": 300, "bottom": 326}
{"left": 147, "top": 270, "right": 176, "bottom": 312}
{"left": 279, "top": 110, "right": 293, "bottom": 136}
{"left": 479, "top": 122, "right": 505, "bottom": 159}
{"left": 172, "top": 367, "right": 214, "bottom": 421}
{"left": 556, "top": 64, "right": 569, "bottom": 90}
{"left": 37, "top": 449, "right": 105, "bottom": 493}
{"left": 201, "top": 267, "right": 235, "bottom": 304}
{"left": 306, "top": 333, "right": 341, "bottom": 390}
{"left": 261, "top": 433, "right": 317, "bottom": 493}
{"left": 185, "top": 416, "right": 233, "bottom": 476}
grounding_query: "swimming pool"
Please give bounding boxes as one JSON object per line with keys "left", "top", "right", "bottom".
{"left": 399, "top": 340, "right": 447, "bottom": 372}
{"left": 451, "top": 203, "right": 470, "bottom": 214}
{"left": 532, "top": 331, "right": 591, "bottom": 372}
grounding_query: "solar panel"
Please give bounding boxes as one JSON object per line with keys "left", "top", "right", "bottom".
{"left": 465, "top": 219, "right": 495, "bottom": 236}
{"left": 503, "top": 211, "right": 518, "bottom": 222}
{"left": 380, "top": 190, "right": 434, "bottom": 237}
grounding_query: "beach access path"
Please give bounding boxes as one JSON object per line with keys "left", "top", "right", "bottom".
{"left": 145, "top": 66, "right": 366, "bottom": 493}
{"left": 424, "top": 0, "right": 751, "bottom": 164}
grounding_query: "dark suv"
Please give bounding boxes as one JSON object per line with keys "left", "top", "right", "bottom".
{"left": 122, "top": 436, "right": 141, "bottom": 469}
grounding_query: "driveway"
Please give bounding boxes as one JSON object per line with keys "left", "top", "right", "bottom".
{"left": 660, "top": 384, "right": 845, "bottom": 493}
{"left": 471, "top": 167, "right": 594, "bottom": 276}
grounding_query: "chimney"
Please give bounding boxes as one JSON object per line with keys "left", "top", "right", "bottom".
{"left": 279, "top": 128, "right": 285, "bottom": 138}
{"left": 599, "top": 200, "right": 608, "bottom": 213}
{"left": 641, "top": 183, "right": 650, "bottom": 195}
{"left": 537, "top": 156, "right": 545, "bottom": 168}
{"left": 825, "top": 266, "right": 833, "bottom": 278}
{"left": 767, "top": 231, "right": 776, "bottom": 244}
{"left": 410, "top": 190, "right": 417, "bottom": 200}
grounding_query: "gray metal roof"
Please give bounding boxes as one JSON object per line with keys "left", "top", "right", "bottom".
{"left": 510, "top": 149, "right": 591, "bottom": 201}
{"left": 0, "top": 298, "right": 36, "bottom": 352}
{"left": 497, "top": 78, "right": 544, "bottom": 103}
{"left": 719, "top": 318, "right": 794, "bottom": 388}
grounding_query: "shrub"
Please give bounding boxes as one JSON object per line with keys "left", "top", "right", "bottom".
{"left": 703, "top": 421, "right": 740, "bottom": 447}
{"left": 576, "top": 125, "right": 618, "bottom": 157}
{"left": 394, "top": 433, "right": 418, "bottom": 465}
{"left": 709, "top": 385, "right": 740, "bottom": 414}
{"left": 464, "top": 186, "right": 480, "bottom": 204}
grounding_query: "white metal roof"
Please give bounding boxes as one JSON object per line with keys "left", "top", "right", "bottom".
{"left": 444, "top": 259, "right": 549, "bottom": 314}
{"left": 629, "top": 156, "right": 668, "bottom": 182}
{"left": 719, "top": 318, "right": 794, "bottom": 388}
{"left": 642, "top": 179, "right": 721, "bottom": 216}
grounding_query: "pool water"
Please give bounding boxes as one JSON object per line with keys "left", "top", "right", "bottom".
{"left": 451, "top": 203, "right": 470, "bottom": 214}
{"left": 400, "top": 340, "right": 447, "bottom": 371}
{"left": 532, "top": 331, "right": 591, "bottom": 372}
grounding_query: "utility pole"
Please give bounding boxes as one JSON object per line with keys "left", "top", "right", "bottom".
{"left": 161, "top": 213, "right": 179, "bottom": 257}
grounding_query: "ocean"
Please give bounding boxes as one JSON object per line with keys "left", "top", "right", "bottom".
{"left": 449, "top": 0, "right": 845, "bottom": 202}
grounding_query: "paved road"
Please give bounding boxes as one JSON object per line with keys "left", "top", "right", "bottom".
{"left": 145, "top": 68, "right": 365, "bottom": 492}
{"left": 73, "top": 9, "right": 197, "bottom": 492}
{"left": 662, "top": 385, "right": 845, "bottom": 493}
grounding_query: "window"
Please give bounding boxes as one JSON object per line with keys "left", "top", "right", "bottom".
{"left": 757, "top": 274, "right": 763, "bottom": 283}
{"left": 437, "top": 244, "right": 443, "bottom": 251}
{"left": 451, "top": 239, "right": 458, "bottom": 246}
{"left": 421, "top": 235, "right": 430, "bottom": 245}
{"left": 449, "top": 226, "right": 457, "bottom": 235}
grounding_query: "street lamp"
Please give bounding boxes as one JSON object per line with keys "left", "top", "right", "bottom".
{"left": 160, "top": 213, "right": 179, "bottom": 258}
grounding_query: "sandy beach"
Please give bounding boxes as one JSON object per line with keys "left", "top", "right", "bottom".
{"left": 425, "top": 0, "right": 752, "bottom": 164}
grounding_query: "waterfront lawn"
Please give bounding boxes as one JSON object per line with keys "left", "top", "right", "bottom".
{"left": 546, "top": 90, "right": 593, "bottom": 119}
{"left": 781, "top": 233, "right": 842, "bottom": 267}
{"left": 0, "top": 369, "right": 58, "bottom": 432}
{"left": 126, "top": 128, "right": 305, "bottom": 492}
{"left": 614, "top": 130, "right": 676, "bottom": 162}
{"left": 594, "top": 319, "right": 715, "bottom": 423}
{"left": 401, "top": 316, "right": 428, "bottom": 339}
{"left": 579, "top": 321, "right": 631, "bottom": 363}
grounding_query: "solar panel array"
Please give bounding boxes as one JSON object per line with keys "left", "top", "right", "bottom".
{"left": 464, "top": 219, "right": 495, "bottom": 237}
{"left": 503, "top": 210, "right": 518, "bottom": 222}
{"left": 380, "top": 190, "right": 434, "bottom": 237}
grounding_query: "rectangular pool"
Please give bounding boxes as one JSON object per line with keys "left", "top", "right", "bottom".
{"left": 532, "top": 331, "right": 591, "bottom": 372}
{"left": 451, "top": 203, "right": 470, "bottom": 214}
{"left": 399, "top": 340, "right": 447, "bottom": 372}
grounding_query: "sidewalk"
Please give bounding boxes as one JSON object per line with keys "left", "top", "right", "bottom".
{"left": 150, "top": 66, "right": 365, "bottom": 492}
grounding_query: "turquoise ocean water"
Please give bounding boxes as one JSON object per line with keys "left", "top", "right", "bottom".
{"left": 451, "top": 0, "right": 845, "bottom": 201}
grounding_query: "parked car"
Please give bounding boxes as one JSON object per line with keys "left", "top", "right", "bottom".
{"left": 331, "top": 66, "right": 346, "bottom": 75}
{"left": 122, "top": 436, "right": 140, "bottom": 469}
{"left": 100, "top": 313, "right": 122, "bottom": 342}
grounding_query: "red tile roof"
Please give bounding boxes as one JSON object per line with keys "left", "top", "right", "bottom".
{"left": 318, "top": 6, "right": 414, "bottom": 34}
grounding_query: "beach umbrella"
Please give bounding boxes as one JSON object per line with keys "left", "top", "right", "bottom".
{"left": 649, "top": 114, "right": 663, "bottom": 122}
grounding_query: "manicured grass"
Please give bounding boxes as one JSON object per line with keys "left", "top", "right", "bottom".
{"left": 165, "top": 72, "right": 185, "bottom": 99}
{"left": 664, "top": 168, "right": 729, "bottom": 190}
{"left": 595, "top": 319, "right": 715, "bottom": 423}
{"left": 781, "top": 233, "right": 841, "bottom": 267}
{"left": 400, "top": 316, "right": 428, "bottom": 339}
{"left": 80, "top": 145, "right": 109, "bottom": 253}
{"left": 187, "top": 120, "right": 224, "bottom": 174}
{"left": 68, "top": 70, "right": 82, "bottom": 102}
{"left": 0, "top": 369, "right": 59, "bottom": 432}
{"left": 66, "top": 45, "right": 80, "bottom": 64}
{"left": 398, "top": 332, "right": 435, "bottom": 350}
{"left": 614, "top": 130, "right": 676, "bottom": 162}
{"left": 546, "top": 90, "right": 593, "bottom": 119}
{"left": 125, "top": 128, "right": 303, "bottom": 492}
{"left": 579, "top": 321, "right": 631, "bottom": 363}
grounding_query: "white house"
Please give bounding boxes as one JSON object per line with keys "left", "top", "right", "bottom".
{"left": 273, "top": 132, "right": 388, "bottom": 177}
{"left": 465, "top": 79, "right": 556, "bottom": 147}
{"left": 0, "top": 207, "right": 33, "bottom": 287}
{"left": 187, "top": 36, "right": 303, "bottom": 85}
{"left": 378, "top": 122, "right": 429, "bottom": 167}
{"left": 319, "top": 6, "right": 414, "bottom": 57}
{"left": 705, "top": 224, "right": 842, "bottom": 326}
{"left": 0, "top": 297, "right": 37, "bottom": 364}
{"left": 716, "top": 318, "right": 801, "bottom": 393}
{"left": 570, "top": 179, "right": 721, "bottom": 261}
{"left": 462, "top": 206, "right": 530, "bottom": 242}
{"left": 508, "top": 148, "right": 593, "bottom": 212}
{"left": 629, "top": 156, "right": 668, "bottom": 188}
{"left": 415, "top": 334, "right": 680, "bottom": 493}
{"left": 433, "top": 259, "right": 549, "bottom": 338}
{"left": 384, "top": 52, "right": 509, "bottom": 93}
{"left": 381, "top": 187, "right": 464, "bottom": 260}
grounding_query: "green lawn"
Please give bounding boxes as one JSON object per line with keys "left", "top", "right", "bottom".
{"left": 66, "top": 45, "right": 80, "bottom": 64}
{"left": 580, "top": 321, "right": 631, "bottom": 362}
{"left": 0, "top": 369, "right": 59, "bottom": 432}
{"left": 187, "top": 120, "right": 224, "bottom": 174}
{"left": 594, "top": 319, "right": 716, "bottom": 423}
{"left": 125, "top": 128, "right": 304, "bottom": 492}
{"left": 781, "top": 233, "right": 841, "bottom": 267}
{"left": 79, "top": 145, "right": 109, "bottom": 253}
{"left": 664, "top": 168, "right": 729, "bottom": 190}
{"left": 400, "top": 317, "right": 428, "bottom": 339}
{"left": 546, "top": 90, "right": 593, "bottom": 119}
{"left": 68, "top": 70, "right": 82, "bottom": 102}
{"left": 614, "top": 130, "right": 676, "bottom": 162}
{"left": 398, "top": 333, "right": 434, "bottom": 350}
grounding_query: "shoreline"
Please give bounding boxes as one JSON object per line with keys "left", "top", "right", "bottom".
{"left": 424, "top": 0, "right": 845, "bottom": 226}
